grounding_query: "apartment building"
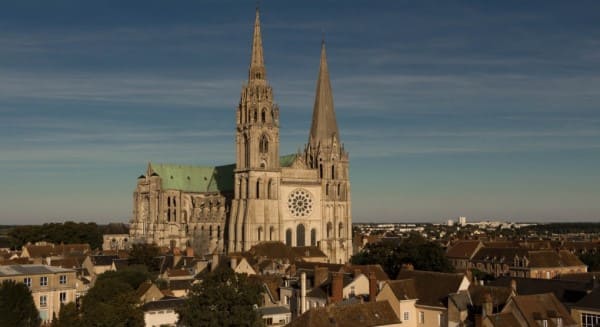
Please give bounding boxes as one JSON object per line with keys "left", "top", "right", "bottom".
{"left": 0, "top": 264, "right": 77, "bottom": 323}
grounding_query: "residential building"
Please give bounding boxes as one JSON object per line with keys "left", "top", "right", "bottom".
{"left": 483, "top": 293, "right": 577, "bottom": 327}
{"left": 0, "top": 264, "right": 77, "bottom": 323}
{"left": 286, "top": 301, "right": 402, "bottom": 327}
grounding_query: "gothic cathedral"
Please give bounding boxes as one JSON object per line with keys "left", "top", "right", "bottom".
{"left": 129, "top": 9, "right": 352, "bottom": 263}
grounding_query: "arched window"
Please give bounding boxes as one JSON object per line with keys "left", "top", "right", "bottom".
{"left": 319, "top": 164, "right": 323, "bottom": 179}
{"left": 244, "top": 134, "right": 250, "bottom": 168}
{"left": 261, "top": 109, "right": 267, "bottom": 123}
{"left": 257, "top": 227, "right": 263, "bottom": 241}
{"left": 254, "top": 109, "right": 258, "bottom": 122}
{"left": 332, "top": 165, "right": 335, "bottom": 179}
{"left": 209, "top": 225, "right": 213, "bottom": 238}
{"left": 325, "top": 183, "right": 329, "bottom": 196}
{"left": 256, "top": 179, "right": 261, "bottom": 199}
{"left": 327, "top": 222, "right": 333, "bottom": 238}
{"left": 267, "top": 179, "right": 273, "bottom": 199}
{"left": 217, "top": 226, "right": 221, "bottom": 239}
{"left": 269, "top": 226, "right": 274, "bottom": 241}
{"left": 337, "top": 184, "right": 341, "bottom": 197}
{"left": 311, "top": 229, "right": 317, "bottom": 246}
{"left": 285, "top": 229, "right": 292, "bottom": 246}
{"left": 297, "top": 224, "right": 305, "bottom": 247}
{"left": 338, "top": 222, "right": 343, "bottom": 238}
{"left": 260, "top": 135, "right": 269, "bottom": 153}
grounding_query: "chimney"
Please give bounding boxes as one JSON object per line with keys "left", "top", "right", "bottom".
{"left": 230, "top": 257, "right": 238, "bottom": 270}
{"left": 331, "top": 272, "right": 343, "bottom": 303}
{"left": 301, "top": 272, "right": 307, "bottom": 314}
{"left": 314, "top": 266, "right": 329, "bottom": 287}
{"left": 353, "top": 268, "right": 362, "bottom": 278}
{"left": 482, "top": 293, "right": 493, "bottom": 319}
{"left": 368, "top": 271, "right": 377, "bottom": 302}
{"left": 510, "top": 279, "right": 517, "bottom": 296}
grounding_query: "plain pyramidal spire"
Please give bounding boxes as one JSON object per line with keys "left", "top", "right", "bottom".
{"left": 249, "top": 8, "right": 266, "bottom": 81}
{"left": 309, "top": 40, "right": 340, "bottom": 146}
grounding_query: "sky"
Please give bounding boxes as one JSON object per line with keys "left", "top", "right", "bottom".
{"left": 1, "top": 1, "right": 599, "bottom": 224}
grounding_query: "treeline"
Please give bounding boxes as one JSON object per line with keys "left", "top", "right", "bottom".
{"left": 521, "top": 223, "right": 600, "bottom": 234}
{"left": 7, "top": 221, "right": 129, "bottom": 250}
{"left": 351, "top": 233, "right": 454, "bottom": 278}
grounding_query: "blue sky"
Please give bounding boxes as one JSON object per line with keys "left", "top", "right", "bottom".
{"left": 1, "top": 1, "right": 599, "bottom": 224}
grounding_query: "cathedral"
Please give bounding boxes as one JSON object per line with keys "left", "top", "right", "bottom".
{"left": 129, "top": 9, "right": 352, "bottom": 263}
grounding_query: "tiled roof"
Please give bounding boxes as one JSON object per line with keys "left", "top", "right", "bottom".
{"left": 468, "top": 285, "right": 512, "bottom": 306}
{"left": 23, "top": 244, "right": 91, "bottom": 258}
{"left": 384, "top": 279, "right": 418, "bottom": 301}
{"left": 449, "top": 290, "right": 471, "bottom": 311}
{"left": 471, "top": 247, "right": 527, "bottom": 262}
{"left": 90, "top": 255, "right": 118, "bottom": 266}
{"left": 340, "top": 264, "right": 389, "bottom": 281}
{"left": 485, "top": 312, "right": 521, "bottom": 327}
{"left": 169, "top": 279, "right": 192, "bottom": 291}
{"left": 249, "top": 274, "right": 283, "bottom": 302}
{"left": 246, "top": 241, "right": 296, "bottom": 262}
{"left": 291, "top": 246, "right": 327, "bottom": 258}
{"left": 510, "top": 293, "right": 577, "bottom": 327}
{"left": 488, "top": 276, "right": 590, "bottom": 305}
{"left": 527, "top": 250, "right": 585, "bottom": 268}
{"left": 0, "top": 264, "right": 74, "bottom": 276}
{"left": 257, "top": 306, "right": 290, "bottom": 316}
{"left": 446, "top": 241, "right": 482, "bottom": 259}
{"left": 286, "top": 301, "right": 401, "bottom": 327}
{"left": 396, "top": 270, "right": 466, "bottom": 308}
{"left": 572, "top": 288, "right": 600, "bottom": 310}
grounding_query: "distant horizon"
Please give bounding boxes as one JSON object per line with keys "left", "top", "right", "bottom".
{"left": 1, "top": 1, "right": 600, "bottom": 223}
{"left": 2, "top": 217, "right": 600, "bottom": 227}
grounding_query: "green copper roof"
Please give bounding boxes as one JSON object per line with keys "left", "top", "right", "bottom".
{"left": 149, "top": 163, "right": 235, "bottom": 193}
{"left": 149, "top": 155, "right": 297, "bottom": 193}
{"left": 280, "top": 154, "right": 297, "bottom": 167}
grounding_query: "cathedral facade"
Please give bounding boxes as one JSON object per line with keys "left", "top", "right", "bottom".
{"left": 129, "top": 10, "right": 352, "bottom": 263}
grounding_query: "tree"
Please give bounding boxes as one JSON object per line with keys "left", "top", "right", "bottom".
{"left": 95, "top": 265, "right": 151, "bottom": 290}
{"left": 128, "top": 243, "right": 161, "bottom": 272}
{"left": 0, "top": 280, "right": 41, "bottom": 327}
{"left": 177, "top": 267, "right": 264, "bottom": 327}
{"left": 351, "top": 234, "right": 454, "bottom": 278}
{"left": 579, "top": 252, "right": 600, "bottom": 272}
{"left": 51, "top": 302, "right": 82, "bottom": 327}
{"left": 80, "top": 272, "right": 144, "bottom": 327}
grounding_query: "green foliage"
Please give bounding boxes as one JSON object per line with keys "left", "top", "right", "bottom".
{"left": 95, "top": 265, "right": 151, "bottom": 290}
{"left": 177, "top": 267, "right": 264, "bottom": 327}
{"left": 579, "top": 252, "right": 600, "bottom": 271}
{"left": 9, "top": 222, "right": 102, "bottom": 249}
{"left": 128, "top": 243, "right": 161, "bottom": 272}
{"left": 80, "top": 270, "right": 144, "bottom": 327}
{"left": 0, "top": 280, "right": 41, "bottom": 327}
{"left": 350, "top": 233, "right": 454, "bottom": 278}
{"left": 51, "top": 302, "right": 82, "bottom": 327}
{"left": 522, "top": 223, "right": 600, "bottom": 234}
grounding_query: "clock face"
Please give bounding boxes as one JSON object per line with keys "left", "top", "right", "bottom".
{"left": 287, "top": 189, "right": 313, "bottom": 217}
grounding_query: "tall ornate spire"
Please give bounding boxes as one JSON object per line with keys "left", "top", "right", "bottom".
{"left": 249, "top": 8, "right": 266, "bottom": 81}
{"left": 309, "top": 40, "right": 340, "bottom": 146}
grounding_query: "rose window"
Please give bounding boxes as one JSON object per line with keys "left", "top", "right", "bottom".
{"left": 287, "top": 189, "right": 313, "bottom": 217}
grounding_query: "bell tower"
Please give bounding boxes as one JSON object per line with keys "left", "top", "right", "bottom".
{"left": 235, "top": 8, "right": 280, "bottom": 171}
{"left": 230, "top": 9, "right": 281, "bottom": 252}
{"left": 304, "top": 41, "right": 352, "bottom": 263}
